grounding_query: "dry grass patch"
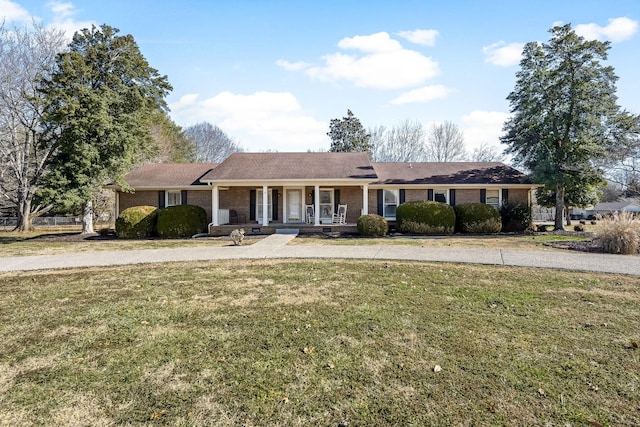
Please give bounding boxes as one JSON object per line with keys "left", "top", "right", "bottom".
{"left": 292, "top": 233, "right": 592, "bottom": 251}
{"left": 0, "top": 230, "right": 256, "bottom": 257}
{"left": 0, "top": 260, "right": 638, "bottom": 426}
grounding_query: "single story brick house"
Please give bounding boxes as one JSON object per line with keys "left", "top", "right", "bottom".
{"left": 112, "top": 152, "right": 534, "bottom": 235}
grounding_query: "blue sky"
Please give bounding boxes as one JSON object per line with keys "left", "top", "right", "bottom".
{"left": 3, "top": 0, "right": 640, "bottom": 153}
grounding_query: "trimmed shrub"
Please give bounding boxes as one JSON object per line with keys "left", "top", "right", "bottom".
{"left": 157, "top": 205, "right": 208, "bottom": 238}
{"left": 115, "top": 205, "right": 158, "bottom": 239}
{"left": 500, "top": 201, "right": 532, "bottom": 232}
{"left": 357, "top": 214, "right": 388, "bottom": 236}
{"left": 396, "top": 201, "right": 455, "bottom": 235}
{"left": 595, "top": 212, "right": 640, "bottom": 254}
{"left": 454, "top": 203, "right": 501, "bottom": 234}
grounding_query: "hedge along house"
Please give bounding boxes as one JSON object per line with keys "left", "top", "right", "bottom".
{"left": 112, "top": 152, "right": 535, "bottom": 235}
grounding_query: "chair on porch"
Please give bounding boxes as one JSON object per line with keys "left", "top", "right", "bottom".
{"left": 333, "top": 204, "right": 347, "bottom": 224}
{"left": 229, "top": 209, "right": 246, "bottom": 225}
{"left": 305, "top": 205, "right": 315, "bottom": 224}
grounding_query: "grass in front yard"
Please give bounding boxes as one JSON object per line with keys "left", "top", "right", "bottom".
{"left": 292, "top": 233, "right": 591, "bottom": 251}
{"left": 1, "top": 260, "right": 638, "bottom": 426}
{"left": 0, "top": 230, "right": 253, "bottom": 257}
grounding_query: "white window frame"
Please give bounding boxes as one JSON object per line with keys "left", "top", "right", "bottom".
{"left": 166, "top": 190, "right": 181, "bottom": 207}
{"left": 434, "top": 189, "right": 448, "bottom": 204}
{"left": 383, "top": 189, "right": 399, "bottom": 220}
{"left": 256, "top": 188, "right": 273, "bottom": 222}
{"left": 486, "top": 189, "right": 500, "bottom": 209}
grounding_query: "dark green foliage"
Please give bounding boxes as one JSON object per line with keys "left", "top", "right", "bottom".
{"left": 357, "top": 214, "right": 388, "bottom": 236}
{"left": 327, "top": 109, "right": 372, "bottom": 153}
{"left": 501, "top": 24, "right": 634, "bottom": 230}
{"left": 500, "top": 201, "right": 533, "bottom": 232}
{"left": 396, "top": 201, "right": 455, "bottom": 235}
{"left": 115, "top": 206, "right": 158, "bottom": 239}
{"left": 156, "top": 205, "right": 207, "bottom": 238}
{"left": 454, "top": 203, "right": 502, "bottom": 234}
{"left": 38, "top": 24, "right": 172, "bottom": 229}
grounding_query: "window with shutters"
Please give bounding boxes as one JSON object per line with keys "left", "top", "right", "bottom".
{"left": 485, "top": 189, "right": 500, "bottom": 209}
{"left": 383, "top": 189, "right": 398, "bottom": 219}
{"left": 434, "top": 189, "right": 448, "bottom": 204}
{"left": 166, "top": 191, "right": 181, "bottom": 206}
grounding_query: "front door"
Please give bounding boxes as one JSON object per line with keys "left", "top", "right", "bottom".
{"left": 319, "top": 189, "right": 334, "bottom": 223}
{"left": 286, "top": 189, "right": 303, "bottom": 223}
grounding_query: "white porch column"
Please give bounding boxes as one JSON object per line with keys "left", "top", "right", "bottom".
{"left": 362, "top": 185, "right": 369, "bottom": 216}
{"left": 262, "top": 185, "right": 269, "bottom": 226}
{"left": 314, "top": 184, "right": 320, "bottom": 226}
{"left": 212, "top": 185, "right": 219, "bottom": 226}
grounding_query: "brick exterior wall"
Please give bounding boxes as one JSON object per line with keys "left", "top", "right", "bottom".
{"left": 506, "top": 189, "right": 529, "bottom": 204}
{"left": 118, "top": 189, "right": 212, "bottom": 222}
{"left": 454, "top": 189, "right": 480, "bottom": 204}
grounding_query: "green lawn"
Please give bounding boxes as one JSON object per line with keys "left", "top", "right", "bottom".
{"left": 1, "top": 260, "right": 638, "bottom": 426}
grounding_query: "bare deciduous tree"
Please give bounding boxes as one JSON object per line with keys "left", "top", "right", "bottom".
{"left": 184, "top": 122, "right": 241, "bottom": 163}
{"left": 425, "top": 121, "right": 466, "bottom": 162}
{"left": 469, "top": 142, "right": 504, "bottom": 162}
{"left": 371, "top": 120, "right": 427, "bottom": 162}
{"left": 0, "top": 22, "right": 66, "bottom": 231}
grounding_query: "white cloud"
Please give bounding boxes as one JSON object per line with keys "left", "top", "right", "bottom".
{"left": 483, "top": 41, "right": 524, "bottom": 67}
{"left": 0, "top": 0, "right": 31, "bottom": 22}
{"left": 391, "top": 85, "right": 453, "bottom": 104}
{"left": 276, "top": 59, "right": 310, "bottom": 71}
{"left": 575, "top": 17, "right": 638, "bottom": 42}
{"left": 337, "top": 32, "right": 402, "bottom": 53}
{"left": 46, "top": 1, "right": 95, "bottom": 38}
{"left": 396, "top": 29, "right": 439, "bottom": 46}
{"left": 302, "top": 32, "right": 439, "bottom": 89}
{"left": 461, "top": 110, "right": 510, "bottom": 151}
{"left": 169, "top": 91, "right": 328, "bottom": 152}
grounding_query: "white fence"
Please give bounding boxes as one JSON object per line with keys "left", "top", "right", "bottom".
{"left": 0, "top": 216, "right": 110, "bottom": 227}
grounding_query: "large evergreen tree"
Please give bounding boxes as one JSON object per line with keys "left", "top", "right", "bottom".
{"left": 327, "top": 109, "right": 371, "bottom": 153}
{"left": 39, "top": 24, "right": 171, "bottom": 233}
{"left": 501, "top": 24, "right": 634, "bottom": 230}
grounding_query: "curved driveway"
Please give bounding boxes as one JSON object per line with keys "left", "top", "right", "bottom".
{"left": 0, "top": 234, "right": 638, "bottom": 275}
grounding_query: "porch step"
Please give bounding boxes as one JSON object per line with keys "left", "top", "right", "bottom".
{"left": 275, "top": 228, "right": 300, "bottom": 235}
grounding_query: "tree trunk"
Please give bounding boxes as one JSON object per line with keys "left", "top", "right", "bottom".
{"left": 81, "top": 200, "right": 95, "bottom": 234}
{"left": 565, "top": 209, "right": 572, "bottom": 226}
{"left": 15, "top": 193, "right": 34, "bottom": 232}
{"left": 554, "top": 183, "right": 565, "bottom": 231}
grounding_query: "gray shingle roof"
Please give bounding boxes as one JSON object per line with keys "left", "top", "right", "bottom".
{"left": 118, "top": 156, "right": 532, "bottom": 188}
{"left": 201, "top": 152, "right": 376, "bottom": 181}
{"left": 371, "top": 162, "right": 530, "bottom": 185}
{"left": 123, "top": 163, "right": 218, "bottom": 187}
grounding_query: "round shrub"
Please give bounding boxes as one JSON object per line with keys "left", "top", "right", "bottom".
{"left": 157, "top": 205, "right": 208, "bottom": 238}
{"left": 357, "top": 214, "right": 388, "bottom": 236}
{"left": 454, "top": 203, "right": 502, "bottom": 234}
{"left": 115, "top": 205, "right": 158, "bottom": 239}
{"left": 500, "top": 201, "right": 532, "bottom": 232}
{"left": 396, "top": 201, "right": 455, "bottom": 235}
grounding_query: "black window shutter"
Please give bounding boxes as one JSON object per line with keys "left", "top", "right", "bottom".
{"left": 181, "top": 190, "right": 188, "bottom": 205}
{"left": 249, "top": 190, "right": 256, "bottom": 221}
{"left": 272, "top": 189, "right": 278, "bottom": 221}
{"left": 427, "top": 189, "right": 434, "bottom": 201}
{"left": 377, "top": 189, "right": 383, "bottom": 216}
{"left": 158, "top": 191, "right": 165, "bottom": 209}
{"left": 334, "top": 189, "right": 341, "bottom": 212}
{"left": 502, "top": 189, "right": 509, "bottom": 204}
{"left": 480, "top": 189, "right": 487, "bottom": 204}
{"left": 399, "top": 189, "right": 405, "bottom": 204}
{"left": 449, "top": 189, "right": 456, "bottom": 206}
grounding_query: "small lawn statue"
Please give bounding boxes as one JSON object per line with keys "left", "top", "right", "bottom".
{"left": 230, "top": 228, "right": 245, "bottom": 246}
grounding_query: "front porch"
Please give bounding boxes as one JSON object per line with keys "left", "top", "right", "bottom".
{"left": 208, "top": 222, "right": 358, "bottom": 236}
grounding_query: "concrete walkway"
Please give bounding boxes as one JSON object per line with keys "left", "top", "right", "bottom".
{"left": 0, "top": 233, "right": 639, "bottom": 275}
